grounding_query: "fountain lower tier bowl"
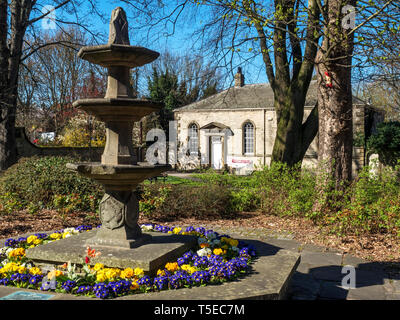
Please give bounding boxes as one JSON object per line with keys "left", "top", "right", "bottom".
{"left": 66, "top": 162, "right": 171, "bottom": 190}
{"left": 72, "top": 98, "right": 163, "bottom": 122}
{"left": 78, "top": 44, "right": 159, "bottom": 68}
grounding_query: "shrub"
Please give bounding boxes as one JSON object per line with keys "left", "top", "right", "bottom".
{"left": 249, "top": 162, "right": 316, "bottom": 217}
{"left": 367, "top": 121, "right": 400, "bottom": 167}
{"left": 0, "top": 156, "right": 103, "bottom": 213}
{"left": 138, "top": 183, "right": 235, "bottom": 220}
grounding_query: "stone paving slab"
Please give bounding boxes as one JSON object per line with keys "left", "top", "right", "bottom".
{"left": 25, "top": 230, "right": 197, "bottom": 274}
{"left": 1, "top": 225, "right": 400, "bottom": 300}
{"left": 347, "top": 284, "right": 387, "bottom": 300}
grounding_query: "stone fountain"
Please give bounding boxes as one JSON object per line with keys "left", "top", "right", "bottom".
{"left": 22, "top": 8, "right": 301, "bottom": 296}
{"left": 66, "top": 6, "right": 170, "bottom": 249}
{"left": 25, "top": 7, "right": 196, "bottom": 274}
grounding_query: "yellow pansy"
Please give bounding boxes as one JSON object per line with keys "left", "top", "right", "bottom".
{"left": 29, "top": 267, "right": 42, "bottom": 276}
{"left": 27, "top": 235, "right": 38, "bottom": 244}
{"left": 213, "top": 248, "right": 226, "bottom": 255}
{"left": 165, "top": 262, "right": 179, "bottom": 273}
{"left": 134, "top": 267, "right": 144, "bottom": 277}
{"left": 47, "top": 270, "right": 63, "bottom": 280}
{"left": 120, "top": 268, "right": 134, "bottom": 279}
{"left": 3, "top": 262, "right": 20, "bottom": 272}
{"left": 156, "top": 269, "right": 166, "bottom": 276}
{"left": 33, "top": 238, "right": 42, "bottom": 245}
{"left": 8, "top": 248, "right": 25, "bottom": 258}
{"left": 180, "top": 264, "right": 197, "bottom": 274}
{"left": 62, "top": 232, "right": 71, "bottom": 239}
{"left": 96, "top": 270, "right": 107, "bottom": 282}
{"left": 50, "top": 233, "right": 62, "bottom": 240}
{"left": 93, "top": 263, "right": 104, "bottom": 271}
{"left": 17, "top": 266, "right": 27, "bottom": 274}
{"left": 105, "top": 268, "right": 120, "bottom": 280}
{"left": 130, "top": 281, "right": 139, "bottom": 290}
{"left": 172, "top": 227, "right": 182, "bottom": 234}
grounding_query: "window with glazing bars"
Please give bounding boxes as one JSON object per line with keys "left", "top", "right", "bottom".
{"left": 243, "top": 122, "right": 254, "bottom": 154}
{"left": 188, "top": 123, "right": 199, "bottom": 154}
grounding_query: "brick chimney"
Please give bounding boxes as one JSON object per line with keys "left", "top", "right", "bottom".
{"left": 234, "top": 67, "right": 245, "bottom": 87}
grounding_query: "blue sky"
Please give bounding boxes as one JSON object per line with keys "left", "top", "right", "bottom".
{"left": 40, "top": 0, "right": 269, "bottom": 90}
{"left": 36, "top": 0, "right": 382, "bottom": 96}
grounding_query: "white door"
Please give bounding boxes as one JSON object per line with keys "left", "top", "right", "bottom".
{"left": 211, "top": 136, "right": 223, "bottom": 169}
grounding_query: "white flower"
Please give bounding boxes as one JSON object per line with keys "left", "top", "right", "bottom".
{"left": 197, "top": 247, "right": 212, "bottom": 257}
{"left": 141, "top": 224, "right": 153, "bottom": 232}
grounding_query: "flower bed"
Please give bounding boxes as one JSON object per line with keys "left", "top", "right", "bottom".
{"left": 0, "top": 224, "right": 256, "bottom": 299}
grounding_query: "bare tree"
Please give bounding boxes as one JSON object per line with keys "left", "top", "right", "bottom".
{"left": 0, "top": 0, "right": 108, "bottom": 170}
{"left": 124, "top": 0, "right": 322, "bottom": 167}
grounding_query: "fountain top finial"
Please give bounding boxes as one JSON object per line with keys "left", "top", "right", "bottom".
{"left": 108, "top": 7, "right": 130, "bottom": 45}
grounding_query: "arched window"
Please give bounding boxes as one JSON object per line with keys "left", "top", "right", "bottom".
{"left": 243, "top": 121, "right": 254, "bottom": 154}
{"left": 188, "top": 123, "right": 199, "bottom": 154}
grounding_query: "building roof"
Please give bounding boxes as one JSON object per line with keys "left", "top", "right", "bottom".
{"left": 174, "top": 80, "right": 367, "bottom": 112}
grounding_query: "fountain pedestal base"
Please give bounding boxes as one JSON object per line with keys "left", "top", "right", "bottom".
{"left": 86, "top": 226, "right": 152, "bottom": 249}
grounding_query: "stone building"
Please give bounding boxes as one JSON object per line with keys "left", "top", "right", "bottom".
{"left": 173, "top": 69, "right": 383, "bottom": 175}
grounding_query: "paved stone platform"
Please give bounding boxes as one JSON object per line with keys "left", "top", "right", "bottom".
{"left": 0, "top": 233, "right": 300, "bottom": 300}
{"left": 25, "top": 230, "right": 197, "bottom": 275}
{"left": 2, "top": 225, "right": 399, "bottom": 300}
{"left": 206, "top": 226, "right": 400, "bottom": 300}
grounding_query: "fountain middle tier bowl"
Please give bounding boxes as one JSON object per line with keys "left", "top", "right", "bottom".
{"left": 66, "top": 162, "right": 171, "bottom": 191}
{"left": 78, "top": 44, "right": 160, "bottom": 68}
{"left": 72, "top": 98, "right": 163, "bottom": 122}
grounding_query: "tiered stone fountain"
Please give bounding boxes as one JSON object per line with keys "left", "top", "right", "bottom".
{"left": 66, "top": 6, "right": 170, "bottom": 249}
{"left": 23, "top": 8, "right": 301, "bottom": 298}
{"left": 25, "top": 7, "right": 195, "bottom": 274}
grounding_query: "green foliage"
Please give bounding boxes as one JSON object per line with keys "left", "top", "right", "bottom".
{"left": 326, "top": 164, "right": 400, "bottom": 236}
{"left": 367, "top": 121, "right": 400, "bottom": 167}
{"left": 138, "top": 182, "right": 235, "bottom": 220}
{"left": 0, "top": 156, "right": 103, "bottom": 213}
{"left": 250, "top": 162, "right": 316, "bottom": 217}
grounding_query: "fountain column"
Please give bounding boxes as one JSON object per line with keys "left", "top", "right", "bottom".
{"left": 66, "top": 7, "right": 170, "bottom": 248}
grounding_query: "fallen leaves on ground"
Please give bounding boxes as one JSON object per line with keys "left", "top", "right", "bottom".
{"left": 0, "top": 209, "right": 399, "bottom": 263}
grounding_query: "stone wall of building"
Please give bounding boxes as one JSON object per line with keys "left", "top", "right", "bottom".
{"left": 174, "top": 105, "right": 365, "bottom": 176}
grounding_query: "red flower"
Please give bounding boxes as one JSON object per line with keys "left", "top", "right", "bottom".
{"left": 85, "top": 256, "right": 90, "bottom": 264}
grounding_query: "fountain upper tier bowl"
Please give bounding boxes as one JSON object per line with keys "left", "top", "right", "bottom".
{"left": 66, "top": 162, "right": 171, "bottom": 191}
{"left": 72, "top": 98, "right": 163, "bottom": 122}
{"left": 78, "top": 44, "right": 160, "bottom": 68}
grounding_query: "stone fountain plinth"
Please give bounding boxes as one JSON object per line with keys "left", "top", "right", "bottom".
{"left": 25, "top": 7, "right": 196, "bottom": 274}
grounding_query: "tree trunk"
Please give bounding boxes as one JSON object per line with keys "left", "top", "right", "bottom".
{"left": 313, "top": 0, "right": 356, "bottom": 211}
{"left": 0, "top": 0, "right": 34, "bottom": 170}
{"left": 0, "top": 105, "right": 17, "bottom": 170}
{"left": 271, "top": 84, "right": 319, "bottom": 167}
